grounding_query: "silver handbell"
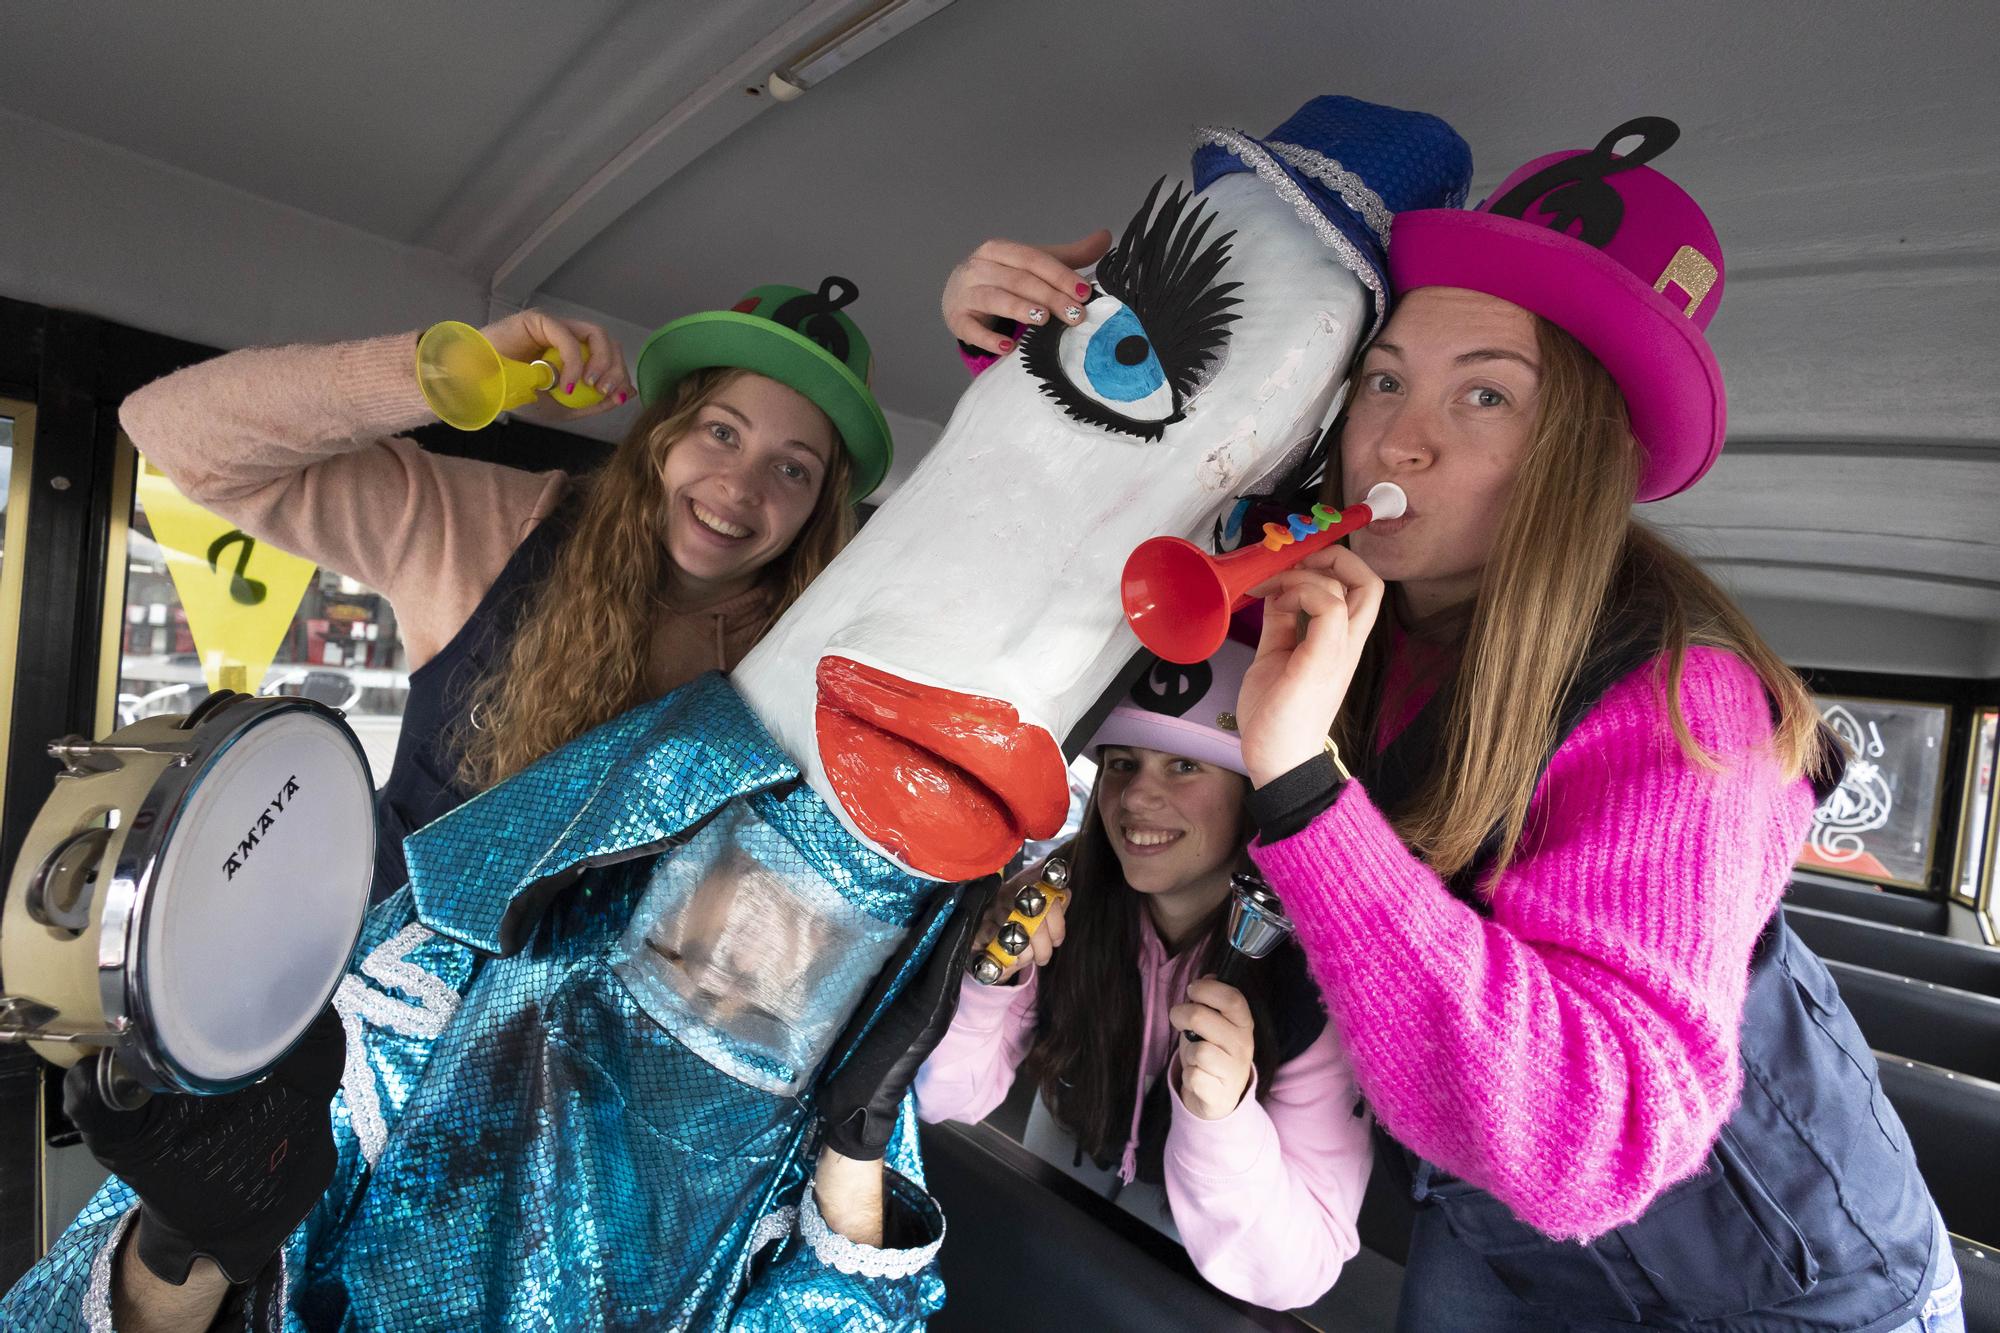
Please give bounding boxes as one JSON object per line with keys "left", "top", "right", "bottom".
{"left": 1186, "top": 871, "right": 1296, "bottom": 1041}
{"left": 1218, "top": 871, "right": 1294, "bottom": 984}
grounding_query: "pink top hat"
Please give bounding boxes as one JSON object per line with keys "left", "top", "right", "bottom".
{"left": 1388, "top": 116, "right": 1726, "bottom": 501}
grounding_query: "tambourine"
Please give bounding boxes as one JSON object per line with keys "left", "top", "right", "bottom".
{"left": 0, "top": 691, "right": 375, "bottom": 1106}
{"left": 971, "top": 857, "right": 1070, "bottom": 985}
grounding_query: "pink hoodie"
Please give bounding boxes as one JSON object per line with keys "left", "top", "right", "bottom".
{"left": 914, "top": 909, "right": 1370, "bottom": 1310}
{"left": 1251, "top": 644, "right": 1814, "bottom": 1242}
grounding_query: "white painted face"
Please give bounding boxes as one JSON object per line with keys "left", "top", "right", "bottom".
{"left": 732, "top": 172, "right": 1369, "bottom": 880}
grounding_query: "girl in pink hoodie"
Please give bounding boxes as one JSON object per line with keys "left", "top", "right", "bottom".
{"left": 915, "top": 639, "right": 1370, "bottom": 1312}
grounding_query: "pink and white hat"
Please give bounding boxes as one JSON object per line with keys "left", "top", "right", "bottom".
{"left": 1090, "top": 639, "right": 1256, "bottom": 777}
{"left": 1388, "top": 116, "right": 1726, "bottom": 501}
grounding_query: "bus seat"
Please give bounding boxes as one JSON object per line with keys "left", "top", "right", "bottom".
{"left": 1786, "top": 905, "right": 2000, "bottom": 998}
{"left": 1876, "top": 1055, "right": 2000, "bottom": 1249}
{"left": 920, "top": 1119, "right": 1403, "bottom": 1330}
{"left": 1955, "top": 1236, "right": 2000, "bottom": 1333}
{"left": 1825, "top": 961, "right": 2000, "bottom": 1082}
{"left": 1787, "top": 878, "right": 1949, "bottom": 934}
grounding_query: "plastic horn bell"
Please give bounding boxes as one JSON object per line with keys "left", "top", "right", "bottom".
{"left": 1185, "top": 871, "right": 1296, "bottom": 1043}
{"left": 1120, "top": 482, "right": 1408, "bottom": 664}
{"left": 415, "top": 320, "right": 605, "bottom": 431}
{"left": 970, "top": 857, "right": 1070, "bottom": 985}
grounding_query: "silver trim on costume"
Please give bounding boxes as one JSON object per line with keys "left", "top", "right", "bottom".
{"left": 798, "top": 1177, "right": 944, "bottom": 1280}
{"left": 333, "top": 923, "right": 458, "bottom": 1167}
{"left": 1192, "top": 127, "right": 1388, "bottom": 338}
{"left": 262, "top": 1241, "right": 290, "bottom": 1333}
{"left": 83, "top": 1201, "right": 288, "bottom": 1330}
{"left": 747, "top": 1205, "right": 799, "bottom": 1260}
{"left": 1263, "top": 140, "right": 1395, "bottom": 247}
{"left": 358, "top": 923, "right": 461, "bottom": 1019}
{"left": 84, "top": 1207, "right": 138, "bottom": 1333}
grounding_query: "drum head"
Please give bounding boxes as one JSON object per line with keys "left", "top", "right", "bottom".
{"left": 140, "top": 705, "right": 373, "bottom": 1086}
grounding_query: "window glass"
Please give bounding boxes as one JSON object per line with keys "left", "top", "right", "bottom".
{"left": 1019, "top": 754, "right": 1098, "bottom": 872}
{"left": 1, "top": 416, "right": 13, "bottom": 498}
{"left": 110, "top": 462, "right": 409, "bottom": 786}
{"left": 1, "top": 414, "right": 16, "bottom": 596}
{"left": 1799, "top": 695, "right": 1950, "bottom": 890}
{"left": 0, "top": 407, "right": 30, "bottom": 816}
{"left": 1959, "top": 709, "right": 1998, "bottom": 907}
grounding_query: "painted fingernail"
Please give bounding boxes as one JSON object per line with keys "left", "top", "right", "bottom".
{"left": 997, "top": 339, "right": 1014, "bottom": 354}
{"left": 616, "top": 390, "right": 629, "bottom": 405}
{"left": 564, "top": 381, "right": 576, "bottom": 395}
{"left": 1063, "top": 305, "right": 1083, "bottom": 322}
{"left": 1075, "top": 282, "right": 1090, "bottom": 298}
{"left": 1026, "top": 307, "right": 1047, "bottom": 323}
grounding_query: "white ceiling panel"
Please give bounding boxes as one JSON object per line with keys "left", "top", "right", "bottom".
{"left": 0, "top": 1, "right": 626, "bottom": 240}
{"left": 542, "top": 0, "right": 2000, "bottom": 431}
{"left": 1, "top": 0, "right": 1994, "bottom": 672}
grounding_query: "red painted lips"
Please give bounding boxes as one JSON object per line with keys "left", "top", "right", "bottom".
{"left": 814, "top": 656, "right": 1069, "bottom": 880}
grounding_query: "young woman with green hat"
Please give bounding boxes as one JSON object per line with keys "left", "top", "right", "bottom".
{"left": 121, "top": 280, "right": 893, "bottom": 902}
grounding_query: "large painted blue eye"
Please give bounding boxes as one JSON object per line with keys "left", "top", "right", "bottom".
{"left": 1083, "top": 305, "right": 1166, "bottom": 401}
{"left": 1056, "top": 296, "right": 1177, "bottom": 427}
{"left": 1018, "top": 179, "right": 1241, "bottom": 442}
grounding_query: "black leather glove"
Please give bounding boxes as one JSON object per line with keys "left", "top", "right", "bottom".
{"left": 817, "top": 879, "right": 992, "bottom": 1161}
{"left": 62, "top": 1006, "right": 345, "bottom": 1285}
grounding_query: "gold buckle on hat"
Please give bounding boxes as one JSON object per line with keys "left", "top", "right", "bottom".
{"left": 1654, "top": 245, "right": 1718, "bottom": 318}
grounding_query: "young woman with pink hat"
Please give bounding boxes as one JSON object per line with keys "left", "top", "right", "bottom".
{"left": 1221, "top": 117, "right": 1961, "bottom": 1330}
{"left": 913, "top": 641, "right": 1371, "bottom": 1312}
{"left": 946, "top": 109, "right": 1958, "bottom": 1330}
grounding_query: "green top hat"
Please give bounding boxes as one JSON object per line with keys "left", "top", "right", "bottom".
{"left": 634, "top": 277, "right": 892, "bottom": 500}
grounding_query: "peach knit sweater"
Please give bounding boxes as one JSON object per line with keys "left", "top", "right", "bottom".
{"left": 118, "top": 332, "right": 770, "bottom": 685}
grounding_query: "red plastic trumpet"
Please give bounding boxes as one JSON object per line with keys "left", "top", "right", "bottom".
{"left": 1120, "top": 482, "right": 1408, "bottom": 663}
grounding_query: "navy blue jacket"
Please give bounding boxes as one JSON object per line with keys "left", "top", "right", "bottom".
{"left": 1366, "top": 627, "right": 1942, "bottom": 1330}
{"left": 370, "top": 498, "right": 576, "bottom": 900}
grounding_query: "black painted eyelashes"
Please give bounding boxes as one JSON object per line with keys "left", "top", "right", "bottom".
{"left": 1021, "top": 177, "right": 1243, "bottom": 441}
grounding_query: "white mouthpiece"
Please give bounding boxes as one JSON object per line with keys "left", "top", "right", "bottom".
{"left": 1363, "top": 482, "right": 1408, "bottom": 521}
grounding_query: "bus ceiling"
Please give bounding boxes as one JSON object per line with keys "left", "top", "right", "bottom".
{"left": 0, "top": 0, "right": 1995, "bottom": 675}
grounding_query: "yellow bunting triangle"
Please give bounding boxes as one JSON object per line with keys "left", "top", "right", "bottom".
{"left": 134, "top": 456, "right": 318, "bottom": 694}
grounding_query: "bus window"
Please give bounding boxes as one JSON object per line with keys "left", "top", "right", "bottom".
{"left": 0, "top": 402, "right": 34, "bottom": 820}
{"left": 1799, "top": 695, "right": 1950, "bottom": 891}
{"left": 1959, "top": 709, "right": 1999, "bottom": 919}
{"left": 101, "top": 443, "right": 409, "bottom": 786}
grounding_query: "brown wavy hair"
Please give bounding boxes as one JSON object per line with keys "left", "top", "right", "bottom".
{"left": 1325, "top": 316, "right": 1825, "bottom": 881}
{"left": 456, "top": 367, "right": 856, "bottom": 790}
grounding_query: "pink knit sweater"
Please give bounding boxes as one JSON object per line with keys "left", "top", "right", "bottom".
{"left": 1250, "top": 645, "right": 1814, "bottom": 1242}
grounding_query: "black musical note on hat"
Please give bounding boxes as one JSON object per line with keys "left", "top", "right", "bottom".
{"left": 772, "top": 276, "right": 859, "bottom": 363}
{"left": 1129, "top": 658, "right": 1212, "bottom": 718}
{"left": 1487, "top": 116, "right": 1679, "bottom": 249}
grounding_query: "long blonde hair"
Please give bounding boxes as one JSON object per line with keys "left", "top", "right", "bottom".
{"left": 457, "top": 367, "right": 856, "bottom": 791}
{"left": 1327, "top": 317, "right": 1823, "bottom": 880}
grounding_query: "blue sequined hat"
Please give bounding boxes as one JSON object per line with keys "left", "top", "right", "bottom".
{"left": 1192, "top": 95, "right": 1473, "bottom": 337}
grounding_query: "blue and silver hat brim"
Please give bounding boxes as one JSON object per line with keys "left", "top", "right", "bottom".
{"left": 1191, "top": 127, "right": 1394, "bottom": 339}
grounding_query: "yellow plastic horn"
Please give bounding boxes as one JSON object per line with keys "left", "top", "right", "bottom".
{"left": 415, "top": 320, "right": 605, "bottom": 431}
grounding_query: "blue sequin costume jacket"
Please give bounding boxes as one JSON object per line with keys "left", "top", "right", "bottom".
{"left": 5, "top": 675, "right": 950, "bottom": 1331}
